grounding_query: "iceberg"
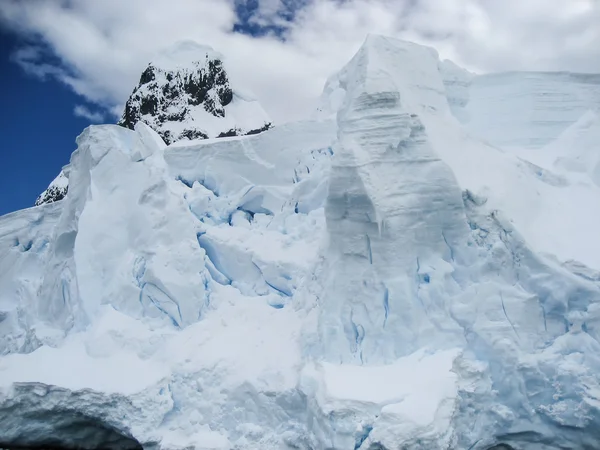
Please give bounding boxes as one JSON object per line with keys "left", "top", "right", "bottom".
{"left": 1, "top": 35, "right": 600, "bottom": 449}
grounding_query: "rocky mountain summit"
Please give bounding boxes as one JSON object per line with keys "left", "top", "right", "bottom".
{"left": 33, "top": 170, "right": 68, "bottom": 206}
{"left": 117, "top": 41, "right": 272, "bottom": 144}
{"left": 34, "top": 41, "right": 272, "bottom": 206}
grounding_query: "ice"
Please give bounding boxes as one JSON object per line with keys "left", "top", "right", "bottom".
{"left": 2, "top": 34, "right": 600, "bottom": 449}
{"left": 0, "top": 202, "right": 63, "bottom": 354}
{"left": 314, "top": 35, "right": 470, "bottom": 363}
{"left": 525, "top": 110, "right": 600, "bottom": 186}
{"left": 452, "top": 71, "right": 600, "bottom": 149}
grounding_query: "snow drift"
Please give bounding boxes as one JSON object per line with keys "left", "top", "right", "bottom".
{"left": 2, "top": 35, "right": 600, "bottom": 450}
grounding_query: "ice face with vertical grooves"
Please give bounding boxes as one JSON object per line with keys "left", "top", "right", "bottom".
{"left": 307, "top": 34, "right": 600, "bottom": 449}
{"left": 317, "top": 35, "right": 470, "bottom": 364}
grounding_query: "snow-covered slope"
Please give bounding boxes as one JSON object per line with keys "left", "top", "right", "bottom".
{"left": 2, "top": 35, "right": 600, "bottom": 450}
{"left": 517, "top": 110, "right": 600, "bottom": 186}
{"left": 452, "top": 71, "right": 600, "bottom": 149}
{"left": 34, "top": 170, "right": 68, "bottom": 206}
{"left": 118, "top": 41, "right": 272, "bottom": 144}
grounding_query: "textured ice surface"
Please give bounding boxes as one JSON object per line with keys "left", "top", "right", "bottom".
{"left": 2, "top": 35, "right": 600, "bottom": 450}
{"left": 450, "top": 71, "right": 600, "bottom": 149}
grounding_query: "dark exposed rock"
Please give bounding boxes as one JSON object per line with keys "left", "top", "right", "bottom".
{"left": 160, "top": 130, "right": 173, "bottom": 144}
{"left": 34, "top": 185, "right": 68, "bottom": 206}
{"left": 180, "top": 129, "right": 209, "bottom": 141}
{"left": 216, "top": 122, "right": 273, "bottom": 139}
{"left": 246, "top": 122, "right": 273, "bottom": 135}
{"left": 117, "top": 56, "right": 235, "bottom": 138}
{"left": 117, "top": 45, "right": 270, "bottom": 145}
{"left": 139, "top": 67, "right": 155, "bottom": 85}
{"left": 217, "top": 128, "right": 239, "bottom": 138}
{"left": 139, "top": 95, "right": 158, "bottom": 116}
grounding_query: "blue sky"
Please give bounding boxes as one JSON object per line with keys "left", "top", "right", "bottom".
{"left": 1, "top": 0, "right": 599, "bottom": 216}
{"left": 0, "top": 31, "right": 100, "bottom": 215}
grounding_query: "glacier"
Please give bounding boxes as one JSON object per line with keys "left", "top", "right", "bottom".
{"left": 1, "top": 34, "right": 600, "bottom": 450}
{"left": 442, "top": 69, "right": 600, "bottom": 150}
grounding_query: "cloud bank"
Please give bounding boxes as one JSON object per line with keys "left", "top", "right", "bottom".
{"left": 1, "top": 0, "right": 599, "bottom": 123}
{"left": 73, "top": 105, "right": 104, "bottom": 123}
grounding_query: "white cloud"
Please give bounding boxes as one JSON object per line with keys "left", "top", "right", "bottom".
{"left": 73, "top": 105, "right": 104, "bottom": 123}
{"left": 1, "top": 0, "right": 599, "bottom": 123}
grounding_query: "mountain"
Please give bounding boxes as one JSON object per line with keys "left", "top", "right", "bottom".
{"left": 2, "top": 35, "right": 600, "bottom": 450}
{"left": 117, "top": 41, "right": 272, "bottom": 144}
{"left": 33, "top": 41, "right": 272, "bottom": 207}
{"left": 33, "top": 169, "right": 68, "bottom": 206}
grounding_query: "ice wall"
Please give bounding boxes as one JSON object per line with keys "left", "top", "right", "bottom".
{"left": 309, "top": 34, "right": 600, "bottom": 449}
{"left": 316, "top": 35, "right": 470, "bottom": 363}
{"left": 458, "top": 72, "right": 600, "bottom": 149}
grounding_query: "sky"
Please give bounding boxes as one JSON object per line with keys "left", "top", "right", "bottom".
{"left": 1, "top": 0, "right": 599, "bottom": 215}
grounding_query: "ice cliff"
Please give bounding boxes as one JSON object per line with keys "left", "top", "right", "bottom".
{"left": 2, "top": 35, "right": 600, "bottom": 450}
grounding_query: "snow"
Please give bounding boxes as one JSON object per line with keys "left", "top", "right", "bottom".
{"left": 453, "top": 71, "right": 600, "bottom": 149}
{"left": 34, "top": 170, "right": 69, "bottom": 206}
{"left": 318, "top": 348, "right": 458, "bottom": 413}
{"left": 151, "top": 40, "right": 223, "bottom": 73}
{"left": 2, "top": 33, "right": 600, "bottom": 450}
{"left": 518, "top": 110, "right": 600, "bottom": 182}
{"left": 123, "top": 40, "right": 272, "bottom": 144}
{"left": 0, "top": 328, "right": 168, "bottom": 395}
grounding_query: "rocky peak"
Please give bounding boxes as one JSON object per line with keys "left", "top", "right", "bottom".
{"left": 34, "top": 170, "right": 68, "bottom": 206}
{"left": 117, "top": 41, "right": 272, "bottom": 144}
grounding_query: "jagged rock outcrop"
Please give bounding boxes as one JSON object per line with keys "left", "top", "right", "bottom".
{"left": 117, "top": 41, "right": 272, "bottom": 144}
{"left": 34, "top": 171, "right": 68, "bottom": 206}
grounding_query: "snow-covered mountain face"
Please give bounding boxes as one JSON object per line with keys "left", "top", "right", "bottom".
{"left": 2, "top": 35, "right": 600, "bottom": 450}
{"left": 33, "top": 41, "right": 272, "bottom": 208}
{"left": 118, "top": 41, "right": 272, "bottom": 144}
{"left": 33, "top": 170, "right": 68, "bottom": 206}
{"left": 444, "top": 70, "right": 600, "bottom": 149}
